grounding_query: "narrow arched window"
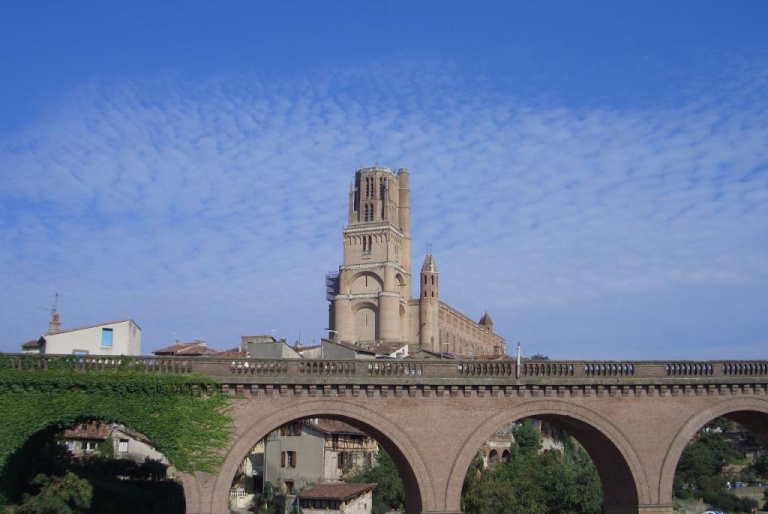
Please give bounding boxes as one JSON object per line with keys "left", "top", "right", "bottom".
{"left": 363, "top": 237, "right": 367, "bottom": 251}
{"left": 431, "top": 276, "right": 435, "bottom": 285}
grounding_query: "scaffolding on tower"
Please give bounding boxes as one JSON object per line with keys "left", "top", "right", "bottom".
{"left": 325, "top": 272, "right": 339, "bottom": 302}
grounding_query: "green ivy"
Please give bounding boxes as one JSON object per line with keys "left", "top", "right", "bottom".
{"left": 0, "top": 359, "right": 233, "bottom": 508}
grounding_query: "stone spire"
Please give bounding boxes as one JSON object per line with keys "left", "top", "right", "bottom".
{"left": 479, "top": 312, "right": 494, "bottom": 332}
{"left": 421, "top": 253, "right": 438, "bottom": 273}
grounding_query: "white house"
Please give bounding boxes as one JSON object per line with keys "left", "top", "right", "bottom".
{"left": 26, "top": 314, "right": 142, "bottom": 356}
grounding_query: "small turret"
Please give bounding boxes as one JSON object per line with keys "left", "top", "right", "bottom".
{"left": 479, "top": 312, "right": 494, "bottom": 332}
{"left": 419, "top": 253, "right": 439, "bottom": 351}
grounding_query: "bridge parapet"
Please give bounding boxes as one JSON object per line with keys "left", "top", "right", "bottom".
{"left": 2, "top": 354, "right": 767, "bottom": 386}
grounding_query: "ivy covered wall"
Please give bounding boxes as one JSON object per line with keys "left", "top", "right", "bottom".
{"left": 0, "top": 356, "right": 233, "bottom": 507}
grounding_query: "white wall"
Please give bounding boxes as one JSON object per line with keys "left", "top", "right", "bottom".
{"left": 112, "top": 427, "right": 168, "bottom": 464}
{"left": 44, "top": 320, "right": 142, "bottom": 356}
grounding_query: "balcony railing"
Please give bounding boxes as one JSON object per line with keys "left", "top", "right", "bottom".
{"left": 2, "top": 354, "right": 767, "bottom": 383}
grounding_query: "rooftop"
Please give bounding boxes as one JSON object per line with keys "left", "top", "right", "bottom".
{"left": 49, "top": 318, "right": 138, "bottom": 335}
{"left": 62, "top": 421, "right": 111, "bottom": 441}
{"left": 21, "top": 339, "right": 42, "bottom": 349}
{"left": 305, "top": 419, "right": 368, "bottom": 436}
{"left": 298, "top": 483, "right": 376, "bottom": 501}
{"left": 154, "top": 341, "right": 218, "bottom": 356}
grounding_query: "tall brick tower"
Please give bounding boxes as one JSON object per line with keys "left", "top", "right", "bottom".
{"left": 327, "top": 165, "right": 506, "bottom": 356}
{"left": 419, "top": 253, "right": 439, "bottom": 352}
{"left": 329, "top": 166, "right": 412, "bottom": 345}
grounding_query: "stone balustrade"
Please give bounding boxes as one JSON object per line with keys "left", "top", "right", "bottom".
{"left": 3, "top": 354, "right": 767, "bottom": 386}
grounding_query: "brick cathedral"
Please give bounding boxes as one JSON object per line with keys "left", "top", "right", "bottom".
{"left": 327, "top": 166, "right": 505, "bottom": 356}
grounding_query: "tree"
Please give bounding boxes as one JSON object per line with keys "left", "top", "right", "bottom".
{"left": 511, "top": 420, "right": 541, "bottom": 455}
{"left": 96, "top": 437, "right": 115, "bottom": 459}
{"left": 343, "top": 448, "right": 404, "bottom": 514}
{"left": 676, "top": 441, "right": 716, "bottom": 487}
{"left": 462, "top": 420, "right": 602, "bottom": 514}
{"left": 17, "top": 472, "right": 93, "bottom": 514}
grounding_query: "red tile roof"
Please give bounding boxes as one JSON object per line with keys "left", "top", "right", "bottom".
{"left": 371, "top": 342, "right": 408, "bottom": 355}
{"left": 21, "top": 339, "right": 42, "bottom": 349}
{"left": 154, "top": 341, "right": 217, "bottom": 355}
{"left": 62, "top": 421, "right": 111, "bottom": 440}
{"left": 304, "top": 419, "right": 368, "bottom": 436}
{"left": 298, "top": 483, "right": 375, "bottom": 501}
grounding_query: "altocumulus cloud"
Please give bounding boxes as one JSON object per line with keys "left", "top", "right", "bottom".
{"left": 0, "top": 62, "right": 766, "bottom": 358}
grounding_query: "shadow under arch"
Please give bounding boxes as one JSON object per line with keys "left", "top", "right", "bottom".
{"left": 211, "top": 399, "right": 432, "bottom": 514}
{"left": 658, "top": 396, "right": 768, "bottom": 503}
{"left": 446, "top": 399, "right": 650, "bottom": 512}
{"left": 1, "top": 416, "right": 183, "bottom": 511}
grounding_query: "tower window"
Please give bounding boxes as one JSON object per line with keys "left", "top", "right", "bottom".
{"left": 431, "top": 276, "right": 435, "bottom": 285}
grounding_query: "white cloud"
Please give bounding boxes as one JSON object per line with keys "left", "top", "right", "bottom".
{"left": 0, "top": 61, "right": 766, "bottom": 358}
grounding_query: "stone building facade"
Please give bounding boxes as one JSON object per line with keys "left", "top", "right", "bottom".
{"left": 328, "top": 166, "right": 505, "bottom": 356}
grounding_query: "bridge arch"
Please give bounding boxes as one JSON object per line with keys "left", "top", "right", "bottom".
{"left": 658, "top": 396, "right": 768, "bottom": 503}
{"left": 1, "top": 416, "right": 183, "bottom": 510}
{"left": 446, "top": 399, "right": 650, "bottom": 512}
{"left": 210, "top": 398, "right": 433, "bottom": 514}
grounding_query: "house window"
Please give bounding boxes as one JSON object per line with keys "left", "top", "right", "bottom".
{"left": 82, "top": 441, "right": 97, "bottom": 452}
{"left": 338, "top": 452, "right": 347, "bottom": 469}
{"left": 284, "top": 480, "right": 294, "bottom": 494}
{"left": 281, "top": 451, "right": 297, "bottom": 468}
{"left": 65, "top": 440, "right": 76, "bottom": 452}
{"left": 101, "top": 328, "right": 114, "bottom": 348}
{"left": 118, "top": 439, "right": 129, "bottom": 453}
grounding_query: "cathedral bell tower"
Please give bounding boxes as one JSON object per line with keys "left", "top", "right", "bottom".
{"left": 329, "top": 166, "right": 412, "bottom": 345}
{"left": 419, "top": 253, "right": 439, "bottom": 352}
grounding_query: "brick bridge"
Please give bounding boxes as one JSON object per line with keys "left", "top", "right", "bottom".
{"left": 13, "top": 356, "right": 768, "bottom": 513}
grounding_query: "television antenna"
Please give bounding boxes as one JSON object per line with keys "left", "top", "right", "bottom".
{"left": 49, "top": 292, "right": 63, "bottom": 315}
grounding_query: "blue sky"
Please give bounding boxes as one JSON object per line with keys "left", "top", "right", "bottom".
{"left": 1, "top": 1, "right": 766, "bottom": 359}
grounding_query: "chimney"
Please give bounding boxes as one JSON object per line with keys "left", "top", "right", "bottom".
{"left": 48, "top": 313, "right": 61, "bottom": 335}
